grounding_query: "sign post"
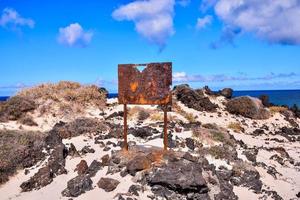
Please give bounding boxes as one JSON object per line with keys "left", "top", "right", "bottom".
{"left": 118, "top": 62, "right": 172, "bottom": 151}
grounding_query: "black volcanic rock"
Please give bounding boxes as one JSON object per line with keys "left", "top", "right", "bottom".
{"left": 62, "top": 175, "right": 93, "bottom": 197}
{"left": 219, "top": 88, "right": 233, "bottom": 99}
{"left": 173, "top": 84, "right": 218, "bottom": 112}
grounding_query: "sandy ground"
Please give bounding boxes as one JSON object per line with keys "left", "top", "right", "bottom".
{"left": 0, "top": 97, "right": 299, "bottom": 200}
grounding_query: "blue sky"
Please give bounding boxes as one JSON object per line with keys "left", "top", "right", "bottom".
{"left": 1, "top": 0, "right": 300, "bottom": 95}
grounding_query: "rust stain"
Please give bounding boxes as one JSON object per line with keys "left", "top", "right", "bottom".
{"left": 118, "top": 62, "right": 172, "bottom": 105}
{"left": 130, "top": 82, "right": 138, "bottom": 92}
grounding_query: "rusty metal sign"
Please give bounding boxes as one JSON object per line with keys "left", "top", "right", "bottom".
{"left": 118, "top": 62, "right": 172, "bottom": 105}
{"left": 118, "top": 62, "right": 172, "bottom": 151}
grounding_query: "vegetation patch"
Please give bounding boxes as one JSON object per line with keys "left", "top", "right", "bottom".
{"left": 227, "top": 122, "right": 244, "bottom": 133}
{"left": 0, "top": 130, "right": 46, "bottom": 185}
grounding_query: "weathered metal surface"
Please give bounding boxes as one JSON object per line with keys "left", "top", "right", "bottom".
{"left": 118, "top": 62, "right": 172, "bottom": 105}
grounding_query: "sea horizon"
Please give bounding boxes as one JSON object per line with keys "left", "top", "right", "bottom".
{"left": 2, "top": 88, "right": 300, "bottom": 107}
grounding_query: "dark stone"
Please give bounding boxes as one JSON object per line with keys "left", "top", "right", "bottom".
{"left": 126, "top": 155, "right": 152, "bottom": 176}
{"left": 97, "top": 177, "right": 120, "bottom": 192}
{"left": 87, "top": 160, "right": 102, "bottom": 177}
{"left": 128, "top": 127, "right": 153, "bottom": 139}
{"left": 259, "top": 95, "right": 270, "bottom": 107}
{"left": 68, "top": 143, "right": 80, "bottom": 157}
{"left": 81, "top": 146, "right": 95, "bottom": 154}
{"left": 243, "top": 149, "right": 258, "bottom": 162}
{"left": 128, "top": 184, "right": 142, "bottom": 196}
{"left": 62, "top": 175, "right": 93, "bottom": 197}
{"left": 252, "top": 129, "right": 265, "bottom": 136}
{"left": 52, "top": 118, "right": 107, "bottom": 139}
{"left": 101, "top": 154, "right": 110, "bottom": 166}
{"left": 185, "top": 138, "right": 195, "bottom": 150}
{"left": 105, "top": 111, "right": 124, "bottom": 120}
{"left": 242, "top": 170, "right": 262, "bottom": 192}
{"left": 173, "top": 84, "right": 218, "bottom": 112}
{"left": 148, "top": 159, "right": 208, "bottom": 194}
{"left": 75, "top": 160, "right": 88, "bottom": 175}
{"left": 219, "top": 88, "right": 233, "bottom": 99}
{"left": 20, "top": 166, "right": 53, "bottom": 192}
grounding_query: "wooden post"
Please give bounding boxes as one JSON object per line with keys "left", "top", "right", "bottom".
{"left": 163, "top": 105, "right": 168, "bottom": 151}
{"left": 123, "top": 104, "right": 128, "bottom": 151}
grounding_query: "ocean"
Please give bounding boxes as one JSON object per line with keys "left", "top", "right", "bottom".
{"left": 1, "top": 90, "right": 299, "bottom": 107}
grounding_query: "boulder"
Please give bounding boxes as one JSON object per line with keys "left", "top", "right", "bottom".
{"left": 219, "top": 88, "right": 233, "bottom": 99}
{"left": 173, "top": 84, "right": 218, "bottom": 112}
{"left": 148, "top": 158, "right": 208, "bottom": 193}
{"left": 226, "top": 96, "right": 270, "bottom": 119}
{"left": 62, "top": 175, "right": 93, "bottom": 197}
{"left": 97, "top": 177, "right": 120, "bottom": 192}
{"left": 87, "top": 160, "right": 102, "bottom": 177}
{"left": 20, "top": 166, "right": 53, "bottom": 192}
{"left": 126, "top": 155, "right": 152, "bottom": 176}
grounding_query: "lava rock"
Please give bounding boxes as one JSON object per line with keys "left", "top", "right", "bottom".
{"left": 185, "top": 138, "right": 195, "bottom": 150}
{"left": 148, "top": 158, "right": 208, "bottom": 194}
{"left": 62, "top": 175, "right": 93, "bottom": 197}
{"left": 75, "top": 160, "right": 88, "bottom": 175}
{"left": 126, "top": 155, "right": 152, "bottom": 176}
{"left": 97, "top": 177, "right": 120, "bottom": 192}
{"left": 173, "top": 84, "right": 218, "bottom": 112}
{"left": 87, "top": 160, "right": 102, "bottom": 177}
{"left": 219, "top": 88, "right": 233, "bottom": 99}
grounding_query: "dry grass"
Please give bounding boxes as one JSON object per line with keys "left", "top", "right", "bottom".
{"left": 227, "top": 122, "right": 244, "bottom": 133}
{"left": 269, "top": 106, "right": 288, "bottom": 114}
{"left": 193, "top": 126, "right": 235, "bottom": 146}
{"left": 16, "top": 81, "right": 106, "bottom": 116}
{"left": 128, "top": 106, "right": 151, "bottom": 120}
{"left": 173, "top": 101, "right": 196, "bottom": 123}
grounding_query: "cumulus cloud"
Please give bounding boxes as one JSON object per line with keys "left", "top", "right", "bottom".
{"left": 173, "top": 72, "right": 298, "bottom": 83}
{"left": 112, "top": 0, "right": 175, "bottom": 48}
{"left": 0, "top": 8, "right": 35, "bottom": 30}
{"left": 196, "top": 15, "right": 212, "bottom": 30}
{"left": 214, "top": 0, "right": 300, "bottom": 45}
{"left": 58, "top": 23, "right": 93, "bottom": 47}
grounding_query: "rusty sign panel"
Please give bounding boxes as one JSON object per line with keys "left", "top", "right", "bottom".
{"left": 118, "top": 62, "right": 172, "bottom": 105}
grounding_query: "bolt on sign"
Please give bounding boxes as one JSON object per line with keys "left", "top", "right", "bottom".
{"left": 118, "top": 62, "right": 172, "bottom": 150}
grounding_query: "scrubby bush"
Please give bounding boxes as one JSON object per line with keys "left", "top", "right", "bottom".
{"left": 227, "top": 122, "right": 244, "bottom": 133}
{"left": 15, "top": 81, "right": 107, "bottom": 116}
{"left": 0, "top": 96, "right": 36, "bottom": 122}
{"left": 269, "top": 106, "right": 288, "bottom": 114}
{"left": 0, "top": 130, "right": 46, "bottom": 185}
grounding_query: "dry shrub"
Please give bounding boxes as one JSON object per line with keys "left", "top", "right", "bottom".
{"left": 128, "top": 106, "right": 151, "bottom": 120}
{"left": 269, "top": 106, "right": 288, "bottom": 114}
{"left": 17, "top": 81, "right": 106, "bottom": 116}
{"left": 0, "top": 130, "right": 46, "bottom": 185}
{"left": 0, "top": 96, "right": 36, "bottom": 122}
{"left": 193, "top": 126, "right": 234, "bottom": 146}
{"left": 173, "top": 102, "right": 196, "bottom": 123}
{"left": 227, "top": 122, "right": 244, "bottom": 133}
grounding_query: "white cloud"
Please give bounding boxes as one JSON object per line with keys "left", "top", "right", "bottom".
{"left": 0, "top": 8, "right": 35, "bottom": 29}
{"left": 112, "top": 0, "right": 175, "bottom": 48}
{"left": 58, "top": 23, "right": 93, "bottom": 48}
{"left": 173, "top": 72, "right": 187, "bottom": 81}
{"left": 196, "top": 15, "right": 212, "bottom": 30}
{"left": 214, "top": 0, "right": 300, "bottom": 45}
{"left": 173, "top": 71, "right": 298, "bottom": 83}
{"left": 177, "top": 0, "right": 191, "bottom": 7}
